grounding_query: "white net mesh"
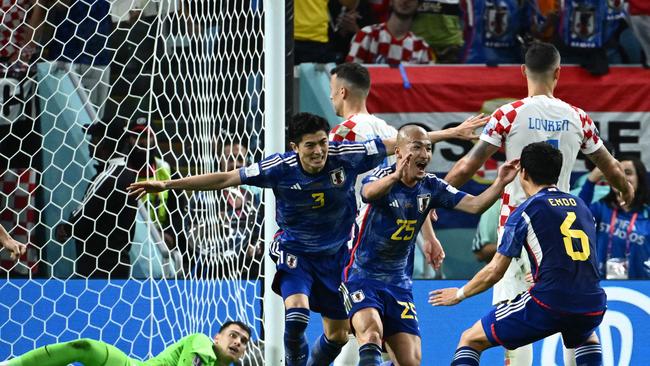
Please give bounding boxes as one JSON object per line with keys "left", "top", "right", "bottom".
{"left": 0, "top": 0, "right": 266, "bottom": 364}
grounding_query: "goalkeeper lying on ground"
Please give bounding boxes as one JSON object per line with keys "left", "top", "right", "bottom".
{"left": 2, "top": 321, "right": 250, "bottom": 366}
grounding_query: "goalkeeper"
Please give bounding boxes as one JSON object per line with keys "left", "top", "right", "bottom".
{"left": 2, "top": 321, "right": 250, "bottom": 366}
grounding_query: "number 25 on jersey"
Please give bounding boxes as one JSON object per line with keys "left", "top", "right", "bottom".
{"left": 391, "top": 219, "right": 417, "bottom": 241}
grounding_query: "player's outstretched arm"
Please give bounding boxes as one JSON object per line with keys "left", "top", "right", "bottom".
{"left": 429, "top": 253, "right": 512, "bottom": 306}
{"left": 381, "top": 114, "right": 489, "bottom": 155}
{"left": 127, "top": 170, "right": 242, "bottom": 199}
{"left": 362, "top": 153, "right": 412, "bottom": 201}
{"left": 454, "top": 159, "right": 520, "bottom": 214}
{"left": 587, "top": 146, "right": 635, "bottom": 206}
{"left": 0, "top": 225, "right": 26, "bottom": 261}
{"left": 444, "top": 139, "right": 500, "bottom": 187}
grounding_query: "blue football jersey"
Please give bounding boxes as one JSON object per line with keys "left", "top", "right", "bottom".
{"left": 240, "top": 138, "right": 387, "bottom": 255}
{"left": 499, "top": 187, "right": 606, "bottom": 314}
{"left": 344, "top": 165, "right": 467, "bottom": 289}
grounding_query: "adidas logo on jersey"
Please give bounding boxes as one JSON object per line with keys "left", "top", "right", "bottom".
{"left": 290, "top": 183, "right": 302, "bottom": 190}
{"left": 389, "top": 200, "right": 399, "bottom": 208}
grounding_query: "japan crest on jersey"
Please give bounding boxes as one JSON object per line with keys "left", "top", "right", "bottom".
{"left": 484, "top": 1, "right": 509, "bottom": 37}
{"left": 286, "top": 254, "right": 298, "bottom": 269}
{"left": 571, "top": 4, "right": 596, "bottom": 39}
{"left": 330, "top": 167, "right": 346, "bottom": 186}
{"left": 417, "top": 194, "right": 431, "bottom": 213}
{"left": 350, "top": 290, "right": 365, "bottom": 303}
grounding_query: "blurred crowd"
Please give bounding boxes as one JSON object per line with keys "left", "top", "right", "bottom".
{"left": 296, "top": 0, "right": 650, "bottom": 73}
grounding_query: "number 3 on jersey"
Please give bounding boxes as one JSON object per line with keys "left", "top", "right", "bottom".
{"left": 391, "top": 219, "right": 417, "bottom": 241}
{"left": 311, "top": 193, "right": 325, "bottom": 209}
{"left": 560, "top": 211, "right": 590, "bottom": 261}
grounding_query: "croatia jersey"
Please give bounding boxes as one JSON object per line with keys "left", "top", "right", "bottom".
{"left": 481, "top": 95, "right": 602, "bottom": 302}
{"left": 329, "top": 113, "right": 397, "bottom": 224}
{"left": 239, "top": 138, "right": 387, "bottom": 255}
{"left": 499, "top": 187, "right": 606, "bottom": 314}
{"left": 344, "top": 165, "right": 466, "bottom": 289}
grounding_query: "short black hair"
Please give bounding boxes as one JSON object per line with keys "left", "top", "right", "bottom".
{"left": 525, "top": 42, "right": 560, "bottom": 74}
{"left": 220, "top": 320, "right": 252, "bottom": 338}
{"left": 288, "top": 113, "right": 330, "bottom": 144}
{"left": 520, "top": 142, "right": 563, "bottom": 185}
{"left": 603, "top": 155, "right": 650, "bottom": 211}
{"left": 330, "top": 63, "right": 371, "bottom": 94}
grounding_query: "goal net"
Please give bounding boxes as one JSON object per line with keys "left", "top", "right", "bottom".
{"left": 0, "top": 0, "right": 268, "bottom": 364}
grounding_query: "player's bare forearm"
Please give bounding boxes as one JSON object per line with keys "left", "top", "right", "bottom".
{"left": 426, "top": 114, "right": 489, "bottom": 144}
{"left": 463, "top": 253, "right": 511, "bottom": 296}
{"left": 429, "top": 253, "right": 511, "bottom": 306}
{"left": 455, "top": 179, "right": 504, "bottom": 214}
{"left": 444, "top": 140, "right": 498, "bottom": 187}
{"left": 128, "top": 170, "right": 242, "bottom": 199}
{"left": 382, "top": 115, "right": 488, "bottom": 156}
{"left": 588, "top": 147, "right": 634, "bottom": 202}
{"left": 420, "top": 215, "right": 435, "bottom": 242}
{"left": 362, "top": 174, "right": 400, "bottom": 202}
{"left": 454, "top": 159, "right": 519, "bottom": 214}
{"left": 166, "top": 170, "right": 242, "bottom": 191}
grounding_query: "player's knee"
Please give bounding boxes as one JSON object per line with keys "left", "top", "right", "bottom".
{"left": 324, "top": 328, "right": 348, "bottom": 344}
{"left": 459, "top": 328, "right": 485, "bottom": 349}
{"left": 357, "top": 329, "right": 382, "bottom": 346}
{"left": 399, "top": 351, "right": 422, "bottom": 366}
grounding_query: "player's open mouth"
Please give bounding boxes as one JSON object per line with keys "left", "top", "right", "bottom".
{"left": 415, "top": 161, "right": 427, "bottom": 170}
{"left": 229, "top": 346, "right": 239, "bottom": 354}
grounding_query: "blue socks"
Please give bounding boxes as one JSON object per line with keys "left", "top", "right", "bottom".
{"left": 575, "top": 343, "right": 602, "bottom": 366}
{"left": 451, "top": 346, "right": 480, "bottom": 366}
{"left": 285, "top": 308, "right": 310, "bottom": 366}
{"left": 359, "top": 343, "right": 382, "bottom": 366}
{"left": 307, "top": 334, "right": 345, "bottom": 366}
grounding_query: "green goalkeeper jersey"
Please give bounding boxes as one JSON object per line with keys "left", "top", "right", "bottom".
{"left": 144, "top": 333, "right": 218, "bottom": 366}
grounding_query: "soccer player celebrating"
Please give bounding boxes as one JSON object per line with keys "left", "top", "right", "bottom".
{"left": 341, "top": 125, "right": 519, "bottom": 366}
{"left": 443, "top": 41, "right": 633, "bottom": 365}
{"left": 1, "top": 320, "right": 251, "bottom": 366}
{"left": 431, "top": 142, "right": 606, "bottom": 366}
{"left": 128, "top": 113, "right": 485, "bottom": 366}
{"left": 329, "top": 62, "right": 444, "bottom": 272}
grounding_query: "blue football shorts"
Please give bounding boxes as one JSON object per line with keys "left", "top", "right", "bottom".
{"left": 270, "top": 241, "right": 349, "bottom": 320}
{"left": 481, "top": 291, "right": 605, "bottom": 350}
{"left": 341, "top": 278, "right": 420, "bottom": 338}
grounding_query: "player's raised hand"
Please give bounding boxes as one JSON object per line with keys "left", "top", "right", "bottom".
{"left": 127, "top": 180, "right": 167, "bottom": 200}
{"left": 496, "top": 158, "right": 520, "bottom": 185}
{"left": 394, "top": 152, "right": 412, "bottom": 180}
{"left": 1, "top": 237, "right": 27, "bottom": 261}
{"left": 452, "top": 113, "right": 490, "bottom": 140}
{"left": 428, "top": 288, "right": 461, "bottom": 306}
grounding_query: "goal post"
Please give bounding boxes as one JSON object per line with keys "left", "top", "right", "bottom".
{"left": 0, "top": 0, "right": 288, "bottom": 364}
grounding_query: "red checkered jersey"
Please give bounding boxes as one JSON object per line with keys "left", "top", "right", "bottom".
{"left": 346, "top": 22, "right": 433, "bottom": 65}
{"left": 329, "top": 113, "right": 398, "bottom": 226}
{"left": 0, "top": 0, "right": 36, "bottom": 60}
{"left": 480, "top": 95, "right": 602, "bottom": 227}
{"left": 629, "top": 0, "right": 650, "bottom": 15}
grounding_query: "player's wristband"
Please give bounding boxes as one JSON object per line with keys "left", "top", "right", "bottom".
{"left": 456, "top": 287, "right": 466, "bottom": 301}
